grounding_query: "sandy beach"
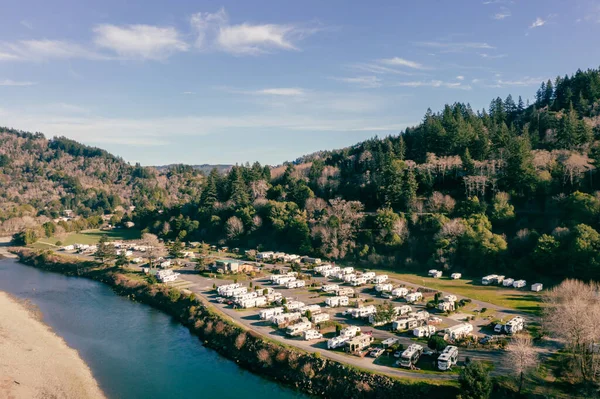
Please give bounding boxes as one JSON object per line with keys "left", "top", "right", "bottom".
{"left": 0, "top": 292, "right": 106, "bottom": 399}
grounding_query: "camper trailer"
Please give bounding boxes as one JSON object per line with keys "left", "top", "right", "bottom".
{"left": 531, "top": 283, "right": 543, "bottom": 292}
{"left": 286, "top": 280, "right": 306, "bottom": 289}
{"left": 392, "top": 317, "right": 420, "bottom": 331}
{"left": 336, "top": 287, "right": 355, "bottom": 296}
{"left": 405, "top": 292, "right": 423, "bottom": 303}
{"left": 391, "top": 287, "right": 408, "bottom": 298}
{"left": 303, "top": 329, "right": 323, "bottom": 341}
{"left": 375, "top": 283, "right": 394, "bottom": 292}
{"left": 217, "top": 283, "right": 242, "bottom": 295}
{"left": 271, "top": 312, "right": 302, "bottom": 327}
{"left": 351, "top": 277, "right": 368, "bottom": 286}
{"left": 398, "top": 344, "right": 423, "bottom": 368}
{"left": 311, "top": 313, "right": 330, "bottom": 323}
{"left": 450, "top": 273, "right": 462, "bottom": 279}
{"left": 372, "top": 275, "right": 389, "bottom": 284}
{"left": 443, "top": 295, "right": 458, "bottom": 303}
{"left": 321, "top": 284, "right": 339, "bottom": 293}
{"left": 327, "top": 336, "right": 349, "bottom": 349}
{"left": 361, "top": 272, "right": 376, "bottom": 280}
{"left": 340, "top": 326, "right": 362, "bottom": 338}
{"left": 285, "top": 301, "right": 305, "bottom": 311}
{"left": 504, "top": 316, "right": 525, "bottom": 335}
{"left": 286, "top": 320, "right": 312, "bottom": 336}
{"left": 513, "top": 280, "right": 527, "bottom": 288}
{"left": 395, "top": 305, "right": 413, "bottom": 316}
{"left": 438, "top": 301, "right": 455, "bottom": 312}
{"left": 346, "top": 334, "right": 374, "bottom": 353}
{"left": 481, "top": 275, "right": 499, "bottom": 285}
{"left": 413, "top": 325, "right": 437, "bottom": 338}
{"left": 314, "top": 264, "right": 332, "bottom": 274}
{"left": 502, "top": 278, "right": 514, "bottom": 287}
{"left": 341, "top": 267, "right": 354, "bottom": 274}
{"left": 325, "top": 296, "right": 349, "bottom": 307}
{"left": 342, "top": 274, "right": 357, "bottom": 283}
{"left": 444, "top": 323, "right": 473, "bottom": 340}
{"left": 259, "top": 307, "right": 284, "bottom": 320}
{"left": 437, "top": 346, "right": 459, "bottom": 371}
{"left": 299, "top": 304, "right": 321, "bottom": 315}
{"left": 348, "top": 305, "right": 377, "bottom": 319}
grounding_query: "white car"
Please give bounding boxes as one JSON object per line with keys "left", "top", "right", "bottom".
{"left": 369, "top": 348, "right": 385, "bottom": 358}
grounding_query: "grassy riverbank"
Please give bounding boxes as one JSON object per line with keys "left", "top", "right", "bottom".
{"left": 12, "top": 248, "right": 458, "bottom": 398}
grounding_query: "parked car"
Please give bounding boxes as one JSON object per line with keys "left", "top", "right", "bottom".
{"left": 216, "top": 297, "right": 226, "bottom": 303}
{"left": 423, "top": 348, "right": 435, "bottom": 356}
{"left": 369, "top": 348, "right": 385, "bottom": 358}
{"left": 393, "top": 350, "right": 402, "bottom": 358}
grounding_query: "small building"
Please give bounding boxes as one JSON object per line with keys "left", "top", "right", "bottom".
{"left": 346, "top": 334, "right": 374, "bottom": 353}
{"left": 531, "top": 283, "right": 543, "bottom": 292}
{"left": 372, "top": 274, "right": 389, "bottom": 284}
{"left": 215, "top": 260, "right": 240, "bottom": 273}
{"left": 443, "top": 323, "right": 473, "bottom": 340}
{"left": 348, "top": 305, "right": 377, "bottom": 319}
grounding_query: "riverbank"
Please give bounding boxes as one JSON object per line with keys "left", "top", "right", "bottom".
{"left": 11, "top": 248, "right": 458, "bottom": 398}
{"left": 0, "top": 291, "right": 106, "bottom": 399}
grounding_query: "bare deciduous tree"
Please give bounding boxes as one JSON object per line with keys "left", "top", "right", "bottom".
{"left": 141, "top": 233, "right": 165, "bottom": 269}
{"left": 505, "top": 334, "right": 538, "bottom": 393}
{"left": 225, "top": 216, "right": 244, "bottom": 239}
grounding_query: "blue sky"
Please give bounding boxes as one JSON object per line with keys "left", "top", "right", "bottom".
{"left": 1, "top": 0, "right": 599, "bottom": 165}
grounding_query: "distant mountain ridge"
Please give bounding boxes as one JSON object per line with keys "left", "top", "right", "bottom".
{"left": 154, "top": 164, "right": 233, "bottom": 174}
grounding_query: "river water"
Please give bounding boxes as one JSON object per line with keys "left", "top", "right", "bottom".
{"left": 0, "top": 258, "right": 304, "bottom": 399}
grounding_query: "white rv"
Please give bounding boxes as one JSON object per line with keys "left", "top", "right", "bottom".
{"left": 303, "top": 329, "right": 323, "bottom": 341}
{"left": 502, "top": 278, "right": 514, "bottom": 287}
{"left": 391, "top": 287, "right": 408, "bottom": 298}
{"left": 405, "top": 292, "right": 423, "bottom": 303}
{"left": 285, "top": 301, "right": 306, "bottom": 311}
{"left": 342, "top": 274, "right": 357, "bottom": 283}
{"left": 437, "top": 346, "right": 459, "bottom": 371}
{"left": 286, "top": 280, "right": 306, "bottom": 289}
{"left": 443, "top": 295, "right": 457, "bottom": 303}
{"left": 444, "top": 323, "right": 473, "bottom": 340}
{"left": 482, "top": 274, "right": 498, "bottom": 285}
{"left": 395, "top": 305, "right": 413, "bottom": 316}
{"left": 339, "top": 326, "right": 361, "bottom": 338}
{"left": 348, "top": 305, "right": 377, "bottom": 319}
{"left": 314, "top": 264, "right": 332, "bottom": 274}
{"left": 504, "top": 316, "right": 525, "bottom": 334}
{"left": 398, "top": 344, "right": 423, "bottom": 368}
{"left": 327, "top": 336, "right": 349, "bottom": 349}
{"left": 372, "top": 275, "right": 389, "bottom": 284}
{"left": 438, "top": 301, "right": 455, "bottom": 312}
{"left": 361, "top": 272, "right": 376, "bottom": 280}
{"left": 351, "top": 277, "right": 368, "bottom": 286}
{"left": 336, "top": 287, "right": 355, "bottom": 296}
{"left": 270, "top": 312, "right": 302, "bottom": 326}
{"left": 393, "top": 317, "right": 420, "bottom": 331}
{"left": 375, "top": 283, "right": 394, "bottom": 292}
{"left": 428, "top": 269, "right": 439, "bottom": 277}
{"left": 325, "top": 296, "right": 349, "bottom": 307}
{"left": 311, "top": 313, "right": 330, "bottom": 323}
{"left": 513, "top": 280, "right": 526, "bottom": 288}
{"left": 450, "top": 273, "right": 462, "bottom": 279}
{"left": 341, "top": 267, "right": 354, "bottom": 274}
{"left": 259, "top": 307, "right": 284, "bottom": 320}
{"left": 413, "top": 325, "right": 436, "bottom": 338}
{"left": 531, "top": 283, "right": 543, "bottom": 292}
{"left": 321, "top": 284, "right": 339, "bottom": 292}
{"left": 286, "top": 320, "right": 312, "bottom": 336}
{"left": 299, "top": 304, "right": 322, "bottom": 315}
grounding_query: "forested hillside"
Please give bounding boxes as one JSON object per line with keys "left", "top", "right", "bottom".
{"left": 0, "top": 130, "right": 203, "bottom": 234}
{"left": 134, "top": 67, "right": 600, "bottom": 281}
{"left": 4, "top": 67, "right": 600, "bottom": 282}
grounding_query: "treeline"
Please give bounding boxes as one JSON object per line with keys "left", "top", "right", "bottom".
{"left": 133, "top": 67, "right": 600, "bottom": 282}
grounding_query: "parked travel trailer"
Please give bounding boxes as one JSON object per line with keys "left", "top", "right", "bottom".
{"left": 286, "top": 320, "right": 312, "bottom": 336}
{"left": 259, "top": 307, "right": 284, "bottom": 320}
{"left": 513, "top": 279, "right": 527, "bottom": 288}
{"left": 340, "top": 326, "right": 362, "bottom": 338}
{"left": 372, "top": 275, "right": 389, "bottom": 284}
{"left": 351, "top": 277, "right": 368, "bottom": 286}
{"left": 346, "top": 334, "right": 374, "bottom": 353}
{"left": 495, "top": 275, "right": 505, "bottom": 285}
{"left": 155, "top": 269, "right": 180, "bottom": 283}
{"left": 274, "top": 276, "right": 296, "bottom": 285}
{"left": 270, "top": 312, "right": 302, "bottom": 327}
{"left": 311, "top": 313, "right": 330, "bottom": 324}
{"left": 217, "top": 283, "right": 242, "bottom": 295}
{"left": 443, "top": 295, "right": 458, "bottom": 303}
{"left": 265, "top": 292, "right": 283, "bottom": 303}
{"left": 303, "top": 257, "right": 322, "bottom": 265}
{"left": 325, "top": 296, "right": 349, "bottom": 307}
{"left": 405, "top": 292, "right": 423, "bottom": 303}
{"left": 450, "top": 273, "right": 462, "bottom": 279}
{"left": 391, "top": 287, "right": 409, "bottom": 298}
{"left": 327, "top": 336, "right": 349, "bottom": 349}
{"left": 398, "top": 344, "right": 423, "bottom": 368}
{"left": 382, "top": 337, "right": 400, "bottom": 348}
{"left": 395, "top": 305, "right": 413, "bottom": 316}
{"left": 336, "top": 287, "right": 355, "bottom": 296}
{"left": 444, "top": 323, "right": 473, "bottom": 340}
{"left": 502, "top": 278, "right": 515, "bottom": 287}
{"left": 392, "top": 317, "right": 420, "bottom": 331}
{"left": 299, "top": 304, "right": 321, "bottom": 315}
{"left": 342, "top": 274, "right": 357, "bottom": 283}
{"left": 348, "top": 305, "right": 377, "bottom": 319}
{"left": 256, "top": 251, "right": 274, "bottom": 260}
{"left": 438, "top": 301, "right": 455, "bottom": 312}
{"left": 504, "top": 316, "right": 525, "bottom": 334}
{"left": 437, "top": 346, "right": 459, "bottom": 371}
{"left": 428, "top": 269, "right": 439, "bottom": 277}
{"left": 361, "top": 272, "right": 376, "bottom": 280}
{"left": 531, "top": 283, "right": 543, "bottom": 292}
{"left": 481, "top": 274, "right": 499, "bottom": 285}
{"left": 341, "top": 267, "right": 354, "bottom": 274}
{"left": 286, "top": 280, "right": 306, "bottom": 289}
{"left": 413, "top": 325, "right": 437, "bottom": 338}
{"left": 321, "top": 284, "right": 339, "bottom": 292}
{"left": 285, "top": 301, "right": 306, "bottom": 311}
{"left": 303, "top": 329, "right": 323, "bottom": 341}
{"left": 314, "top": 264, "right": 332, "bottom": 274}
{"left": 375, "top": 283, "right": 394, "bottom": 292}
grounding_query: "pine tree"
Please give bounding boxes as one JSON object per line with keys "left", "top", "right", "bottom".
{"left": 401, "top": 168, "right": 418, "bottom": 212}
{"left": 462, "top": 148, "right": 476, "bottom": 175}
{"left": 228, "top": 167, "right": 250, "bottom": 206}
{"left": 200, "top": 168, "right": 219, "bottom": 209}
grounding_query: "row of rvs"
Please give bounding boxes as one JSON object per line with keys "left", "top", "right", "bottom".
{"left": 315, "top": 266, "right": 388, "bottom": 286}
{"left": 482, "top": 275, "right": 543, "bottom": 291}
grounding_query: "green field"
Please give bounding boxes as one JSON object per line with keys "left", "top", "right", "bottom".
{"left": 373, "top": 271, "right": 543, "bottom": 314}
{"left": 33, "top": 228, "right": 142, "bottom": 247}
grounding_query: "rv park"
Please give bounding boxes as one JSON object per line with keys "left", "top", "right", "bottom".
{"left": 38, "top": 231, "right": 557, "bottom": 382}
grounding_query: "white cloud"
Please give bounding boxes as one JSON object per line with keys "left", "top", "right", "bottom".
{"left": 393, "top": 80, "right": 471, "bottom": 90}
{"left": 0, "top": 79, "right": 36, "bottom": 86}
{"left": 93, "top": 24, "right": 189, "bottom": 60}
{"left": 255, "top": 88, "right": 306, "bottom": 96}
{"left": 182, "top": 91, "right": 195, "bottom": 95}
{"left": 349, "top": 63, "right": 413, "bottom": 75}
{"left": 415, "top": 41, "right": 495, "bottom": 53}
{"left": 20, "top": 20, "right": 33, "bottom": 30}
{"left": 191, "top": 8, "right": 317, "bottom": 55}
{"left": 479, "top": 53, "right": 507, "bottom": 59}
{"left": 456, "top": 75, "right": 465, "bottom": 80}
{"left": 0, "top": 39, "right": 109, "bottom": 61}
{"left": 379, "top": 57, "right": 425, "bottom": 69}
{"left": 334, "top": 76, "right": 382, "bottom": 88}
{"left": 493, "top": 10, "right": 511, "bottom": 20}
{"left": 530, "top": 17, "right": 546, "bottom": 28}
{"left": 490, "top": 77, "right": 543, "bottom": 87}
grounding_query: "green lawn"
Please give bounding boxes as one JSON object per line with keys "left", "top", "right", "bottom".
{"left": 35, "top": 228, "right": 142, "bottom": 247}
{"left": 374, "top": 271, "right": 543, "bottom": 314}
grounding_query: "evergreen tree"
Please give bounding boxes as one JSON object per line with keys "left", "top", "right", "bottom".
{"left": 458, "top": 361, "right": 493, "bottom": 399}
{"left": 95, "top": 235, "right": 116, "bottom": 264}
{"left": 401, "top": 168, "right": 418, "bottom": 212}
{"left": 228, "top": 167, "right": 250, "bottom": 206}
